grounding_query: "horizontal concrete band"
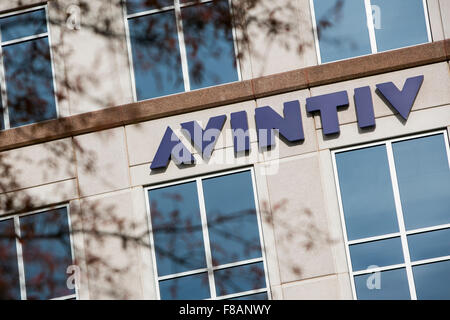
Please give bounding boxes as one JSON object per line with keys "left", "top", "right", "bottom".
{"left": 1, "top": 39, "right": 449, "bottom": 153}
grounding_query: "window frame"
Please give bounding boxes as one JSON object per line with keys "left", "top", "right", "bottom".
{"left": 0, "top": 203, "right": 78, "bottom": 300}
{"left": 309, "top": 0, "right": 433, "bottom": 65}
{"left": 144, "top": 167, "right": 271, "bottom": 300}
{"left": 331, "top": 129, "right": 450, "bottom": 300}
{"left": 123, "top": 0, "right": 242, "bottom": 102}
{"left": 0, "top": 4, "right": 60, "bottom": 130}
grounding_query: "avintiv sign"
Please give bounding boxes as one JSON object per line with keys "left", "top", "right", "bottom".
{"left": 150, "top": 75, "right": 424, "bottom": 170}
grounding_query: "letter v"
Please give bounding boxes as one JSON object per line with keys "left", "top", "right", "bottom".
{"left": 181, "top": 115, "right": 226, "bottom": 159}
{"left": 376, "top": 75, "right": 424, "bottom": 120}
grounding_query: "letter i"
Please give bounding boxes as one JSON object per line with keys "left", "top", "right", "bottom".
{"left": 354, "top": 86, "right": 375, "bottom": 128}
{"left": 231, "top": 111, "right": 250, "bottom": 153}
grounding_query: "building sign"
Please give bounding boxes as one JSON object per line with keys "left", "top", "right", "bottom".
{"left": 150, "top": 75, "right": 424, "bottom": 170}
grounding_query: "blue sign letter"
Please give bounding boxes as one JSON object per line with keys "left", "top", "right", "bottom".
{"left": 376, "top": 75, "right": 424, "bottom": 120}
{"left": 181, "top": 115, "right": 226, "bottom": 159}
{"left": 255, "top": 100, "right": 304, "bottom": 149}
{"left": 150, "top": 127, "right": 195, "bottom": 170}
{"left": 231, "top": 111, "right": 250, "bottom": 153}
{"left": 354, "top": 86, "right": 376, "bottom": 128}
{"left": 306, "top": 91, "right": 348, "bottom": 135}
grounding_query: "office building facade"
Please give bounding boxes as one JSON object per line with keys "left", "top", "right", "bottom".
{"left": 0, "top": 0, "right": 449, "bottom": 300}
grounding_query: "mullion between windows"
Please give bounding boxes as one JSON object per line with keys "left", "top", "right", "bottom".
{"left": 158, "top": 256, "right": 265, "bottom": 281}
{"left": 216, "top": 287, "right": 268, "bottom": 300}
{"left": 364, "top": 0, "right": 378, "bottom": 54}
{"left": 44, "top": 5, "right": 60, "bottom": 120}
{"left": 0, "top": 5, "right": 47, "bottom": 19}
{"left": 227, "top": 0, "right": 242, "bottom": 82}
{"left": 0, "top": 32, "right": 10, "bottom": 130}
{"left": 385, "top": 141, "right": 417, "bottom": 300}
{"left": 174, "top": 0, "right": 191, "bottom": 92}
{"left": 422, "top": 0, "right": 433, "bottom": 42}
{"left": 1, "top": 32, "right": 48, "bottom": 47}
{"left": 64, "top": 205, "right": 79, "bottom": 300}
{"left": 13, "top": 216, "right": 27, "bottom": 300}
{"left": 196, "top": 178, "right": 216, "bottom": 298}
{"left": 352, "top": 264, "right": 406, "bottom": 276}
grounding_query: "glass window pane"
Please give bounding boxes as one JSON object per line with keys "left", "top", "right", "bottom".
{"left": 335, "top": 145, "right": 399, "bottom": 240}
{"left": 126, "top": 0, "right": 174, "bottom": 15}
{"left": 0, "top": 9, "right": 47, "bottom": 43}
{"left": 349, "top": 237, "right": 404, "bottom": 272}
{"left": 408, "top": 228, "right": 450, "bottom": 262}
{"left": 182, "top": 0, "right": 238, "bottom": 90}
{"left": 354, "top": 268, "right": 410, "bottom": 300}
{"left": 0, "top": 219, "right": 21, "bottom": 300}
{"left": 128, "top": 11, "right": 185, "bottom": 100}
{"left": 3, "top": 37, "right": 57, "bottom": 128}
{"left": 392, "top": 134, "right": 450, "bottom": 230}
{"left": 372, "top": 0, "right": 429, "bottom": 52}
{"left": 20, "top": 208, "right": 74, "bottom": 300}
{"left": 202, "top": 171, "right": 262, "bottom": 266}
{"left": 148, "top": 182, "right": 207, "bottom": 276}
{"left": 159, "top": 273, "right": 210, "bottom": 299}
{"left": 312, "top": 0, "right": 372, "bottom": 63}
{"left": 413, "top": 260, "right": 450, "bottom": 300}
{"left": 214, "top": 262, "right": 266, "bottom": 297}
{"left": 230, "top": 292, "right": 268, "bottom": 300}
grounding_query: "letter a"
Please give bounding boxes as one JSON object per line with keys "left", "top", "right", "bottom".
{"left": 150, "top": 127, "right": 195, "bottom": 170}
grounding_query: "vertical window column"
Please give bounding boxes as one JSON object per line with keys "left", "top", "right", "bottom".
{"left": 0, "top": 5, "right": 58, "bottom": 129}
{"left": 310, "top": 0, "right": 432, "bottom": 63}
{"left": 125, "top": 0, "right": 239, "bottom": 101}
{"left": 0, "top": 206, "right": 76, "bottom": 300}
{"left": 333, "top": 131, "right": 450, "bottom": 300}
{"left": 147, "top": 169, "right": 269, "bottom": 300}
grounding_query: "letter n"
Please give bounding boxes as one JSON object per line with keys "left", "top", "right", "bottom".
{"left": 255, "top": 100, "right": 304, "bottom": 149}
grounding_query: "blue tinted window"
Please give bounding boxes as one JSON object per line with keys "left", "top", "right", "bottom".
{"left": 150, "top": 170, "right": 267, "bottom": 300}
{"left": 230, "top": 292, "right": 268, "bottom": 300}
{"left": 128, "top": 11, "right": 184, "bottom": 100}
{"left": 182, "top": 0, "right": 238, "bottom": 90}
{"left": 0, "top": 219, "right": 21, "bottom": 300}
{"left": 413, "top": 260, "right": 450, "bottom": 300}
{"left": 349, "top": 237, "right": 404, "bottom": 272}
{"left": 214, "top": 262, "right": 266, "bottom": 297}
{"left": 126, "top": 0, "right": 174, "bottom": 14}
{"left": 3, "top": 37, "right": 57, "bottom": 128}
{"left": 312, "top": 0, "right": 372, "bottom": 63}
{"left": 202, "top": 171, "right": 262, "bottom": 266}
{"left": 408, "top": 229, "right": 450, "bottom": 262}
{"left": 0, "top": 9, "right": 47, "bottom": 43}
{"left": 372, "top": 0, "right": 429, "bottom": 52}
{"left": 354, "top": 268, "right": 410, "bottom": 300}
{"left": 149, "top": 182, "right": 207, "bottom": 276}
{"left": 20, "top": 208, "right": 74, "bottom": 300}
{"left": 159, "top": 273, "right": 210, "bottom": 300}
{"left": 336, "top": 145, "right": 399, "bottom": 240}
{"left": 392, "top": 134, "right": 450, "bottom": 230}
